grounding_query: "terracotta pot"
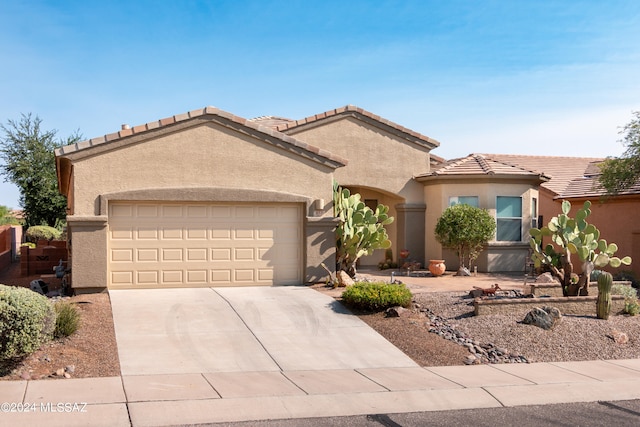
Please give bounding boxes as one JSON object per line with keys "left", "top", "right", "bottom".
{"left": 428, "top": 260, "right": 446, "bottom": 276}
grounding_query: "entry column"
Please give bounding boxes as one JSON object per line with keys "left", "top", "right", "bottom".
{"left": 395, "top": 203, "right": 426, "bottom": 268}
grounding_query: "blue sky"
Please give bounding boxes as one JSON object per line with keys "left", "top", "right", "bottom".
{"left": 1, "top": 0, "right": 639, "bottom": 209}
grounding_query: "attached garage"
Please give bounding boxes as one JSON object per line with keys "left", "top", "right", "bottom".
{"left": 55, "top": 106, "right": 346, "bottom": 292}
{"left": 108, "top": 202, "right": 302, "bottom": 288}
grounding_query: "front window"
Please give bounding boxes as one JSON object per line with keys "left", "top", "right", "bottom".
{"left": 449, "top": 196, "right": 479, "bottom": 207}
{"left": 531, "top": 197, "right": 538, "bottom": 228}
{"left": 496, "top": 196, "right": 522, "bottom": 241}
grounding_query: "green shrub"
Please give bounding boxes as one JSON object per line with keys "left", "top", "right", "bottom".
{"left": 341, "top": 281, "right": 412, "bottom": 311}
{"left": 54, "top": 301, "right": 81, "bottom": 338}
{"left": 25, "top": 225, "right": 61, "bottom": 242}
{"left": 0, "top": 285, "right": 55, "bottom": 360}
{"left": 612, "top": 284, "right": 640, "bottom": 316}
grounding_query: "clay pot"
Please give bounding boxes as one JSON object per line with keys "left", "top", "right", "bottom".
{"left": 428, "top": 260, "right": 446, "bottom": 276}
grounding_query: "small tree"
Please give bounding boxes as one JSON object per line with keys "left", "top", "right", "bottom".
{"left": 435, "top": 204, "right": 496, "bottom": 275}
{"left": 529, "top": 200, "right": 632, "bottom": 296}
{"left": 599, "top": 110, "right": 640, "bottom": 194}
{"left": 0, "top": 113, "right": 81, "bottom": 227}
{"left": 0, "top": 205, "right": 20, "bottom": 226}
{"left": 333, "top": 182, "right": 394, "bottom": 277}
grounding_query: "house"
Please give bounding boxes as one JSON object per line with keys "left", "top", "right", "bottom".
{"left": 55, "top": 105, "right": 637, "bottom": 292}
{"left": 55, "top": 105, "right": 444, "bottom": 292}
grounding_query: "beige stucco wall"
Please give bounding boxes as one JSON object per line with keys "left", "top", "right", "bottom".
{"left": 69, "top": 122, "right": 335, "bottom": 217}
{"left": 63, "top": 121, "right": 338, "bottom": 289}
{"left": 285, "top": 116, "right": 430, "bottom": 203}
{"left": 424, "top": 179, "right": 539, "bottom": 272}
{"left": 287, "top": 116, "right": 432, "bottom": 267}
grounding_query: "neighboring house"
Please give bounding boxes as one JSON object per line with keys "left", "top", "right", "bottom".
{"left": 488, "top": 154, "right": 640, "bottom": 280}
{"left": 54, "top": 105, "right": 638, "bottom": 292}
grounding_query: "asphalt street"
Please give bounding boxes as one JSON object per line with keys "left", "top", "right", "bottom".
{"left": 200, "top": 399, "right": 640, "bottom": 427}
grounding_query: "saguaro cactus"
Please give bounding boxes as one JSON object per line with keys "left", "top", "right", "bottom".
{"left": 530, "top": 200, "right": 632, "bottom": 296}
{"left": 333, "top": 182, "right": 394, "bottom": 277}
{"left": 596, "top": 272, "right": 613, "bottom": 320}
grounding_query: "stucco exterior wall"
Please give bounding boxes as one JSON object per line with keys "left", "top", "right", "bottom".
{"left": 551, "top": 196, "right": 640, "bottom": 280}
{"left": 286, "top": 117, "right": 430, "bottom": 203}
{"left": 424, "top": 179, "right": 539, "bottom": 272}
{"left": 69, "top": 123, "right": 334, "bottom": 217}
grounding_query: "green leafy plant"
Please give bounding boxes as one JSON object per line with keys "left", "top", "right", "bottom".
{"left": 612, "top": 283, "right": 640, "bottom": 316}
{"left": 25, "top": 225, "right": 61, "bottom": 242}
{"left": 341, "top": 281, "right": 412, "bottom": 311}
{"left": 333, "top": 182, "right": 394, "bottom": 277}
{"left": 0, "top": 285, "right": 55, "bottom": 360}
{"left": 0, "top": 113, "right": 80, "bottom": 227}
{"left": 434, "top": 204, "right": 496, "bottom": 275}
{"left": 530, "top": 200, "right": 632, "bottom": 296}
{"left": 54, "top": 301, "right": 81, "bottom": 338}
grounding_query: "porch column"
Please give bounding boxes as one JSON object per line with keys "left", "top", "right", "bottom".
{"left": 66, "top": 216, "right": 108, "bottom": 293}
{"left": 395, "top": 203, "right": 426, "bottom": 268}
{"left": 305, "top": 216, "right": 340, "bottom": 283}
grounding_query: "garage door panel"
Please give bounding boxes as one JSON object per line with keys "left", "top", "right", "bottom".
{"left": 162, "top": 228, "right": 183, "bottom": 239}
{"left": 162, "top": 270, "right": 183, "bottom": 283}
{"left": 112, "top": 249, "right": 133, "bottom": 262}
{"left": 137, "top": 249, "right": 158, "bottom": 262}
{"left": 108, "top": 202, "right": 302, "bottom": 288}
{"left": 137, "top": 271, "right": 159, "bottom": 284}
{"left": 137, "top": 205, "right": 159, "bottom": 217}
{"left": 162, "top": 249, "right": 183, "bottom": 261}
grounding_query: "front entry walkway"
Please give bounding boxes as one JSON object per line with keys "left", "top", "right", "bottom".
{"left": 109, "top": 286, "right": 417, "bottom": 376}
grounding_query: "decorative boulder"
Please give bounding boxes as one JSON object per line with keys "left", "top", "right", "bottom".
{"left": 385, "top": 306, "right": 410, "bottom": 318}
{"left": 609, "top": 329, "right": 629, "bottom": 344}
{"left": 522, "top": 306, "right": 562, "bottom": 330}
{"left": 536, "top": 273, "right": 559, "bottom": 283}
{"left": 336, "top": 270, "right": 355, "bottom": 287}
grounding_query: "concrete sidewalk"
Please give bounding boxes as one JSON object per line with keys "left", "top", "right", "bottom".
{"left": 2, "top": 281, "right": 640, "bottom": 426}
{"left": 3, "top": 359, "right": 640, "bottom": 426}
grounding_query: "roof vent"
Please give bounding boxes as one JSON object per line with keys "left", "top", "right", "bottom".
{"left": 121, "top": 124, "right": 130, "bottom": 130}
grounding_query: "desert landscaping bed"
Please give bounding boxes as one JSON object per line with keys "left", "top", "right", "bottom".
{"left": 1, "top": 260, "right": 639, "bottom": 380}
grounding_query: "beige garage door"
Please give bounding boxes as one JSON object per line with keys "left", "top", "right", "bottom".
{"left": 107, "top": 202, "right": 302, "bottom": 288}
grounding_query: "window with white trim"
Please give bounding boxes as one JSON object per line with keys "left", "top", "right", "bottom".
{"left": 496, "top": 196, "right": 522, "bottom": 241}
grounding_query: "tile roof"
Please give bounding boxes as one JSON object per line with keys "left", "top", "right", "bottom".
{"left": 478, "top": 154, "right": 603, "bottom": 196}
{"left": 248, "top": 116, "right": 293, "bottom": 128}
{"left": 54, "top": 106, "right": 348, "bottom": 169}
{"left": 416, "top": 154, "right": 550, "bottom": 181}
{"left": 273, "top": 105, "right": 441, "bottom": 151}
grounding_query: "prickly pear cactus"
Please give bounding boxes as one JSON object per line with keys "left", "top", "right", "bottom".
{"left": 529, "top": 200, "right": 632, "bottom": 296}
{"left": 333, "top": 181, "right": 394, "bottom": 277}
{"left": 596, "top": 271, "right": 613, "bottom": 320}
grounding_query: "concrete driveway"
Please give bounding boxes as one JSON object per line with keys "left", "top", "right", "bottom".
{"left": 109, "top": 286, "right": 417, "bottom": 376}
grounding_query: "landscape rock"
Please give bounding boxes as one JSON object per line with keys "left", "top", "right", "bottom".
{"left": 336, "top": 271, "right": 354, "bottom": 287}
{"left": 385, "top": 306, "right": 410, "bottom": 318}
{"left": 469, "top": 289, "right": 484, "bottom": 298}
{"left": 55, "top": 368, "right": 65, "bottom": 376}
{"left": 422, "top": 306, "right": 528, "bottom": 364}
{"left": 522, "top": 306, "right": 562, "bottom": 330}
{"left": 610, "top": 329, "right": 629, "bottom": 344}
{"left": 536, "top": 273, "right": 559, "bottom": 283}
